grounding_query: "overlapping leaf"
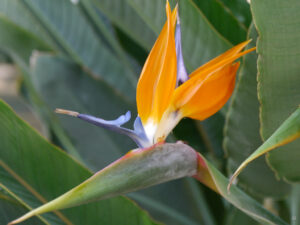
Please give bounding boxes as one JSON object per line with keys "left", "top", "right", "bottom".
{"left": 224, "top": 24, "right": 290, "bottom": 198}
{"left": 251, "top": 0, "right": 300, "bottom": 182}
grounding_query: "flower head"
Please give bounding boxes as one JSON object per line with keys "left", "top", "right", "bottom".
{"left": 56, "top": 1, "right": 255, "bottom": 148}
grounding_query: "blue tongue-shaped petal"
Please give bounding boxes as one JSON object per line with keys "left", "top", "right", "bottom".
{"left": 78, "top": 111, "right": 131, "bottom": 127}
{"left": 175, "top": 14, "right": 189, "bottom": 86}
{"left": 55, "top": 109, "right": 151, "bottom": 148}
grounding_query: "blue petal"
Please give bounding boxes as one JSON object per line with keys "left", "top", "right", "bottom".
{"left": 78, "top": 111, "right": 131, "bottom": 127}
{"left": 77, "top": 112, "right": 151, "bottom": 148}
{"left": 133, "top": 116, "right": 148, "bottom": 139}
{"left": 175, "top": 14, "right": 189, "bottom": 86}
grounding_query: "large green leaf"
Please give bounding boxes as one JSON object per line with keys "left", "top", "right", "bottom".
{"left": 223, "top": 24, "right": 290, "bottom": 198}
{"left": 0, "top": 99, "right": 158, "bottom": 225}
{"left": 251, "top": 0, "right": 300, "bottom": 182}
{"left": 30, "top": 54, "right": 216, "bottom": 225}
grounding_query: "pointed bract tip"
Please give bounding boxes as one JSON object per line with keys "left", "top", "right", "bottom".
{"left": 55, "top": 108, "right": 79, "bottom": 117}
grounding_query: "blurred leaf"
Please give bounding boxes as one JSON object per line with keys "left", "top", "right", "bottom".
{"left": 194, "top": 154, "right": 289, "bottom": 225}
{"left": 0, "top": 99, "right": 159, "bottom": 225}
{"left": 173, "top": 118, "right": 207, "bottom": 151}
{"left": 224, "top": 24, "right": 290, "bottom": 198}
{"left": 0, "top": 49, "right": 11, "bottom": 63}
{"left": 219, "top": 0, "right": 251, "bottom": 28}
{"left": 252, "top": 0, "right": 300, "bottom": 182}
{"left": 229, "top": 107, "right": 300, "bottom": 188}
{"left": 92, "top": 0, "right": 156, "bottom": 50}
{"left": 224, "top": 207, "right": 258, "bottom": 225}
{"left": 0, "top": 16, "right": 51, "bottom": 62}
{"left": 191, "top": 0, "right": 247, "bottom": 45}
{"left": 1, "top": 0, "right": 137, "bottom": 100}
{"left": 199, "top": 112, "right": 225, "bottom": 159}
{"left": 0, "top": 0, "right": 57, "bottom": 49}
{"left": 31, "top": 54, "right": 136, "bottom": 168}
{"left": 30, "top": 54, "right": 216, "bottom": 225}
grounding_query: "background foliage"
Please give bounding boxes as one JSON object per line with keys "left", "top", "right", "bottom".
{"left": 0, "top": 0, "right": 299, "bottom": 224}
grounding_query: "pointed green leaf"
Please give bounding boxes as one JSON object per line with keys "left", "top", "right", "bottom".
{"left": 224, "top": 24, "right": 290, "bottom": 198}
{"left": 0, "top": 99, "right": 159, "bottom": 225}
{"left": 229, "top": 107, "right": 300, "bottom": 188}
{"left": 9, "top": 142, "right": 198, "bottom": 224}
{"left": 252, "top": 0, "right": 300, "bottom": 182}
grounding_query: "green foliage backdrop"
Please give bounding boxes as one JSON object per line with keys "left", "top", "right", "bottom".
{"left": 0, "top": 0, "right": 299, "bottom": 224}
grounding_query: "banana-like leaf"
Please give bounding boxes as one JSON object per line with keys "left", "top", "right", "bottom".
{"left": 251, "top": 0, "right": 300, "bottom": 182}
{"left": 224, "top": 24, "right": 290, "bottom": 198}
{"left": 229, "top": 107, "right": 300, "bottom": 189}
{"left": 0, "top": 100, "right": 159, "bottom": 225}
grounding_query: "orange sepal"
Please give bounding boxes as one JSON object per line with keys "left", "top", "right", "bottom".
{"left": 172, "top": 62, "right": 239, "bottom": 120}
{"left": 136, "top": 2, "right": 177, "bottom": 124}
{"left": 189, "top": 40, "right": 252, "bottom": 79}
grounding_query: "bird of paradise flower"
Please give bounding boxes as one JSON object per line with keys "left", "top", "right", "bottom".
{"left": 56, "top": 2, "right": 255, "bottom": 148}
{"left": 9, "top": 2, "right": 256, "bottom": 224}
